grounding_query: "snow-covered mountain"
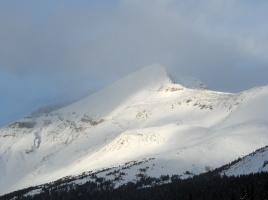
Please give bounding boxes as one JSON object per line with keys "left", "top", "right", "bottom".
{"left": 1, "top": 64, "right": 268, "bottom": 196}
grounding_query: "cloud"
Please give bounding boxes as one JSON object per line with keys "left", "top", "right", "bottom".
{"left": 0, "top": 0, "right": 268, "bottom": 126}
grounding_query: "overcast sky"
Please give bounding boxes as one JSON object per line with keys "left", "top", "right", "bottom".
{"left": 1, "top": 0, "right": 268, "bottom": 127}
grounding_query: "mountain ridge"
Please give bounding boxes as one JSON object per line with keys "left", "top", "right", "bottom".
{"left": 0, "top": 64, "right": 268, "bottom": 195}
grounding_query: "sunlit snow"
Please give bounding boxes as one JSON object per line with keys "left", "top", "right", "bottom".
{"left": 0, "top": 64, "right": 268, "bottom": 195}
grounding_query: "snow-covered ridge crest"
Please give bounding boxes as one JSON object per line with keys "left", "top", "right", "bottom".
{"left": 58, "top": 64, "right": 209, "bottom": 116}
{"left": 220, "top": 146, "right": 268, "bottom": 176}
{"left": 174, "top": 76, "right": 208, "bottom": 90}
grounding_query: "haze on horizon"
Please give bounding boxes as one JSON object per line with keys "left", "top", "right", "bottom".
{"left": 1, "top": 0, "right": 268, "bottom": 127}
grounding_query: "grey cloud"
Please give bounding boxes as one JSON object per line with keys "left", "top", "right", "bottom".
{"left": 1, "top": 0, "right": 267, "bottom": 83}
{"left": 1, "top": 0, "right": 268, "bottom": 126}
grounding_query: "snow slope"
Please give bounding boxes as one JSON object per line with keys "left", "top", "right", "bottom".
{"left": 221, "top": 146, "right": 268, "bottom": 176}
{"left": 0, "top": 64, "right": 268, "bottom": 195}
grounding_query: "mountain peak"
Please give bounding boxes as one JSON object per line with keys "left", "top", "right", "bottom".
{"left": 58, "top": 64, "right": 171, "bottom": 116}
{"left": 115, "top": 63, "right": 171, "bottom": 88}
